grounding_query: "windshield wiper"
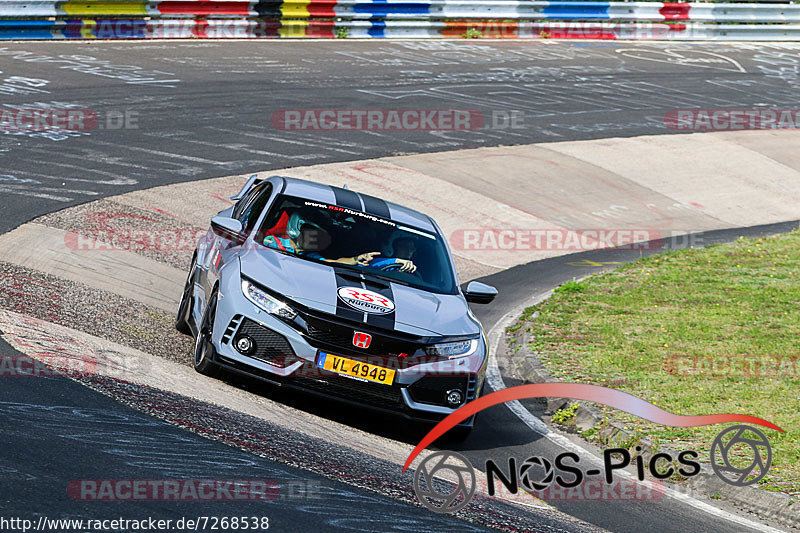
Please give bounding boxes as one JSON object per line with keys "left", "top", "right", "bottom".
{"left": 332, "top": 264, "right": 412, "bottom": 286}
{"left": 265, "top": 247, "right": 299, "bottom": 259}
{"left": 362, "top": 271, "right": 411, "bottom": 286}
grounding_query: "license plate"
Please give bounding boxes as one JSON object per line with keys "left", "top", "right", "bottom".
{"left": 316, "top": 352, "right": 395, "bottom": 386}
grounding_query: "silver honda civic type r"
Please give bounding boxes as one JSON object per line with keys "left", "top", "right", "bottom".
{"left": 176, "top": 175, "right": 498, "bottom": 433}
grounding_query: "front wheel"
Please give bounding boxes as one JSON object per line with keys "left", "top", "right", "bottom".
{"left": 193, "top": 289, "right": 221, "bottom": 378}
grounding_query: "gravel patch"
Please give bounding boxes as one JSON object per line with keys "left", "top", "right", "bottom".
{"left": 35, "top": 198, "right": 200, "bottom": 271}
{"left": 0, "top": 261, "right": 194, "bottom": 366}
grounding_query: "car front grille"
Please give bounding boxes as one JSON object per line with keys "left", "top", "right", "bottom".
{"left": 302, "top": 313, "right": 422, "bottom": 362}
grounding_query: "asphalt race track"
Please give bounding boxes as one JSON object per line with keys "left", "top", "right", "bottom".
{"left": 0, "top": 348, "right": 498, "bottom": 533}
{"left": 2, "top": 40, "right": 800, "bottom": 233}
{"left": 1, "top": 41, "right": 799, "bottom": 533}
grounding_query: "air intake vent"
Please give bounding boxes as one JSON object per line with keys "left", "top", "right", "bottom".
{"left": 222, "top": 314, "right": 244, "bottom": 344}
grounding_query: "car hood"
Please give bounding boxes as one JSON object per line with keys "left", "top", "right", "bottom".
{"left": 239, "top": 249, "right": 479, "bottom": 337}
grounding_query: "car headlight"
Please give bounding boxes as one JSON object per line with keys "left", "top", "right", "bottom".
{"left": 242, "top": 279, "right": 297, "bottom": 321}
{"left": 425, "top": 338, "right": 479, "bottom": 359}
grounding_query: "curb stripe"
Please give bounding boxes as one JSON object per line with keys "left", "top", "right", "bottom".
{"left": 542, "top": 1, "right": 610, "bottom": 20}
{"left": 61, "top": 0, "right": 149, "bottom": 16}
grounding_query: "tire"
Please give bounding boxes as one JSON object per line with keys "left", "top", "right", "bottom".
{"left": 175, "top": 257, "right": 196, "bottom": 336}
{"left": 193, "top": 289, "right": 221, "bottom": 378}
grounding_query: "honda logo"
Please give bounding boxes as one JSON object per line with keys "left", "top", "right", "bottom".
{"left": 353, "top": 332, "right": 372, "bottom": 349}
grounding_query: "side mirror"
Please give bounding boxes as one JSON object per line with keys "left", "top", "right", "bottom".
{"left": 211, "top": 215, "right": 244, "bottom": 241}
{"left": 463, "top": 281, "right": 498, "bottom": 304}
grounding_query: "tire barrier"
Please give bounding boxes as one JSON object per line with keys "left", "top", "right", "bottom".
{"left": 2, "top": 0, "right": 800, "bottom": 40}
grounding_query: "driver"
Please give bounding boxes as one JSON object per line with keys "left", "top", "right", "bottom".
{"left": 369, "top": 236, "right": 417, "bottom": 273}
{"left": 263, "top": 211, "right": 382, "bottom": 267}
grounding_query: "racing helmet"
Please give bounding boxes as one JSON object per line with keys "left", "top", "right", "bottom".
{"left": 383, "top": 230, "right": 418, "bottom": 257}
{"left": 286, "top": 211, "right": 322, "bottom": 239}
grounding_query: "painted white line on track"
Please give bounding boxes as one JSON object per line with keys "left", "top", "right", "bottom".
{"left": 92, "top": 140, "right": 237, "bottom": 167}
{"left": 485, "top": 292, "right": 787, "bottom": 533}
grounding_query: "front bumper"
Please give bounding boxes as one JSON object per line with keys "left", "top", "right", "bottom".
{"left": 210, "top": 278, "right": 486, "bottom": 426}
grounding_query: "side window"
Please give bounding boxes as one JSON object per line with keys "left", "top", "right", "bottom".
{"left": 241, "top": 183, "right": 273, "bottom": 233}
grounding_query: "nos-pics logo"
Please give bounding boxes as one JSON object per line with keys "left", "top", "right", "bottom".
{"left": 413, "top": 451, "right": 476, "bottom": 514}
{"left": 413, "top": 425, "right": 772, "bottom": 513}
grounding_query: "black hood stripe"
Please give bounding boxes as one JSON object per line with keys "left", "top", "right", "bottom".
{"left": 332, "top": 187, "right": 392, "bottom": 221}
{"left": 332, "top": 187, "right": 362, "bottom": 211}
{"left": 362, "top": 279, "right": 396, "bottom": 330}
{"left": 334, "top": 273, "right": 366, "bottom": 323}
{"left": 359, "top": 193, "right": 391, "bottom": 219}
{"left": 333, "top": 272, "right": 397, "bottom": 332}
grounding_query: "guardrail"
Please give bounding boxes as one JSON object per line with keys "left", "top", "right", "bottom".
{"left": 1, "top": 0, "right": 799, "bottom": 40}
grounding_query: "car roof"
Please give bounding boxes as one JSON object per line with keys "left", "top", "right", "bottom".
{"left": 277, "top": 176, "right": 437, "bottom": 233}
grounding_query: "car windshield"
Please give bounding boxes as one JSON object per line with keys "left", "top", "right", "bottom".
{"left": 257, "top": 194, "right": 457, "bottom": 294}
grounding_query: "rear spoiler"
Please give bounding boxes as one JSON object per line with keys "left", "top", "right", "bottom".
{"left": 230, "top": 174, "right": 262, "bottom": 201}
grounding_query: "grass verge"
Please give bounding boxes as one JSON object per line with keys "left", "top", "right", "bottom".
{"left": 510, "top": 230, "right": 800, "bottom": 496}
